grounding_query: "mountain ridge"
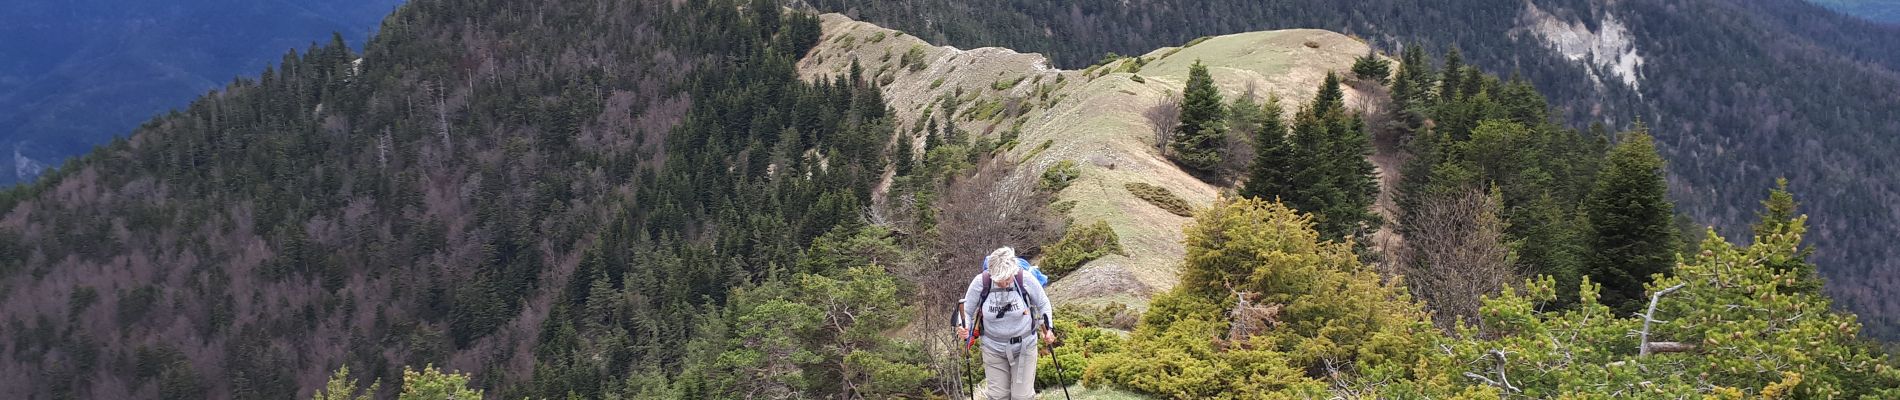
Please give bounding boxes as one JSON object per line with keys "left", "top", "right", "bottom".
{"left": 798, "top": 13, "right": 1384, "bottom": 308}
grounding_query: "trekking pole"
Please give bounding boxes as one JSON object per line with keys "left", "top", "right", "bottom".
{"left": 955, "top": 300, "right": 976, "bottom": 400}
{"left": 1038, "top": 315, "right": 1073, "bottom": 400}
{"left": 1019, "top": 292, "right": 1073, "bottom": 400}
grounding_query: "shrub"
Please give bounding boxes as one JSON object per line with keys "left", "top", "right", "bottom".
{"left": 1041, "top": 220, "right": 1124, "bottom": 277}
{"left": 1039, "top": 159, "right": 1080, "bottom": 192}
{"left": 1085, "top": 198, "right": 1438, "bottom": 398}
{"left": 902, "top": 45, "right": 927, "bottom": 72}
{"left": 992, "top": 76, "right": 1026, "bottom": 91}
{"left": 1125, "top": 182, "right": 1193, "bottom": 217}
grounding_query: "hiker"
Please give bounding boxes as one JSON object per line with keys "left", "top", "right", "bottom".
{"left": 956, "top": 247, "right": 1055, "bottom": 400}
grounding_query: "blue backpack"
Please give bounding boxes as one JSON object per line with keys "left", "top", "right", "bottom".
{"left": 981, "top": 257, "right": 1049, "bottom": 287}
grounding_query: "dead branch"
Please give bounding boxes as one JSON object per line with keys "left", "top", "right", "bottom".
{"left": 1639, "top": 283, "right": 1688, "bottom": 356}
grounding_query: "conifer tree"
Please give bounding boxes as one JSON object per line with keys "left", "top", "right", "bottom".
{"left": 1169, "top": 60, "right": 1226, "bottom": 174}
{"left": 1240, "top": 96, "right": 1293, "bottom": 201}
{"left": 892, "top": 131, "right": 915, "bottom": 176}
{"left": 1439, "top": 47, "right": 1466, "bottom": 102}
{"left": 1281, "top": 73, "right": 1380, "bottom": 239}
{"left": 1753, "top": 178, "right": 1822, "bottom": 295}
{"left": 1582, "top": 128, "right": 1679, "bottom": 311}
{"left": 1351, "top": 50, "right": 1391, "bottom": 85}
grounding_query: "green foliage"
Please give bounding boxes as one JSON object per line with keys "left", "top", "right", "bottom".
{"left": 680, "top": 264, "right": 929, "bottom": 398}
{"left": 1041, "top": 220, "right": 1125, "bottom": 277}
{"left": 1169, "top": 60, "right": 1225, "bottom": 174}
{"left": 314, "top": 366, "right": 379, "bottom": 400}
{"left": 1125, "top": 182, "right": 1194, "bottom": 217}
{"left": 1081, "top": 189, "right": 1900, "bottom": 398}
{"left": 1582, "top": 128, "right": 1680, "bottom": 312}
{"left": 1421, "top": 200, "right": 1900, "bottom": 398}
{"left": 1391, "top": 49, "right": 1607, "bottom": 306}
{"left": 398, "top": 365, "right": 482, "bottom": 400}
{"left": 1039, "top": 159, "right": 1080, "bottom": 192}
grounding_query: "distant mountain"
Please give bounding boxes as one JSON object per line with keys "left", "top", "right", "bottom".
{"left": 0, "top": 0, "right": 403, "bottom": 185}
{"left": 1810, "top": 0, "right": 1900, "bottom": 23}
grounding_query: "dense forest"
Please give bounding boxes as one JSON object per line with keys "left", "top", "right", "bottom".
{"left": 814, "top": 0, "right": 1900, "bottom": 339}
{"left": 1, "top": 0, "right": 1897, "bottom": 398}
{"left": 0, "top": 0, "right": 926, "bottom": 397}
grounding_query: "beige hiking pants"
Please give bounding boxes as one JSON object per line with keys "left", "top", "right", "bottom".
{"left": 980, "top": 338, "right": 1038, "bottom": 400}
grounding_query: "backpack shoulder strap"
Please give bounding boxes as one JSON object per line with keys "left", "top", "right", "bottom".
{"left": 979, "top": 271, "right": 992, "bottom": 301}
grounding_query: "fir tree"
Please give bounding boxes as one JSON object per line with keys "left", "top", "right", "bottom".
{"left": 1169, "top": 60, "right": 1226, "bottom": 174}
{"left": 1582, "top": 128, "right": 1680, "bottom": 311}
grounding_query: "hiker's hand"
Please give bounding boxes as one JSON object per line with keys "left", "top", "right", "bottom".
{"left": 956, "top": 327, "right": 969, "bottom": 339}
{"left": 1040, "top": 329, "right": 1056, "bottom": 344}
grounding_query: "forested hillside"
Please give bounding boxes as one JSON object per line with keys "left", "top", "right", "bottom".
{"left": 0, "top": 0, "right": 920, "bottom": 397}
{"left": 815, "top": 0, "right": 1900, "bottom": 339}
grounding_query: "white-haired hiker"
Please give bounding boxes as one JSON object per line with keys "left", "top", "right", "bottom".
{"left": 956, "top": 247, "right": 1054, "bottom": 400}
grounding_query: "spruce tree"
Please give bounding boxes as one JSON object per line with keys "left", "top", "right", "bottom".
{"left": 1312, "top": 71, "right": 1344, "bottom": 114}
{"left": 1281, "top": 74, "right": 1380, "bottom": 240}
{"left": 1170, "top": 60, "right": 1226, "bottom": 174}
{"left": 1582, "top": 129, "right": 1679, "bottom": 311}
{"left": 1241, "top": 96, "right": 1293, "bottom": 201}
{"left": 1351, "top": 50, "right": 1391, "bottom": 85}
{"left": 1439, "top": 47, "right": 1465, "bottom": 102}
{"left": 892, "top": 131, "right": 915, "bottom": 176}
{"left": 1320, "top": 108, "right": 1380, "bottom": 239}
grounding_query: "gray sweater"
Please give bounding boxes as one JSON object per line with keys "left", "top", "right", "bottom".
{"left": 962, "top": 271, "right": 1053, "bottom": 351}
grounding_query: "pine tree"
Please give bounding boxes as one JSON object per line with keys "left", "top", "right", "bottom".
{"left": 1169, "top": 60, "right": 1226, "bottom": 174}
{"left": 1582, "top": 129, "right": 1679, "bottom": 311}
{"left": 1752, "top": 178, "right": 1822, "bottom": 295}
{"left": 1241, "top": 96, "right": 1293, "bottom": 201}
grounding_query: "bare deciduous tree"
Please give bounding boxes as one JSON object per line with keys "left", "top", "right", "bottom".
{"left": 1145, "top": 93, "right": 1182, "bottom": 155}
{"left": 1399, "top": 188, "right": 1516, "bottom": 330}
{"left": 928, "top": 157, "right": 1059, "bottom": 304}
{"left": 920, "top": 155, "right": 1061, "bottom": 396}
